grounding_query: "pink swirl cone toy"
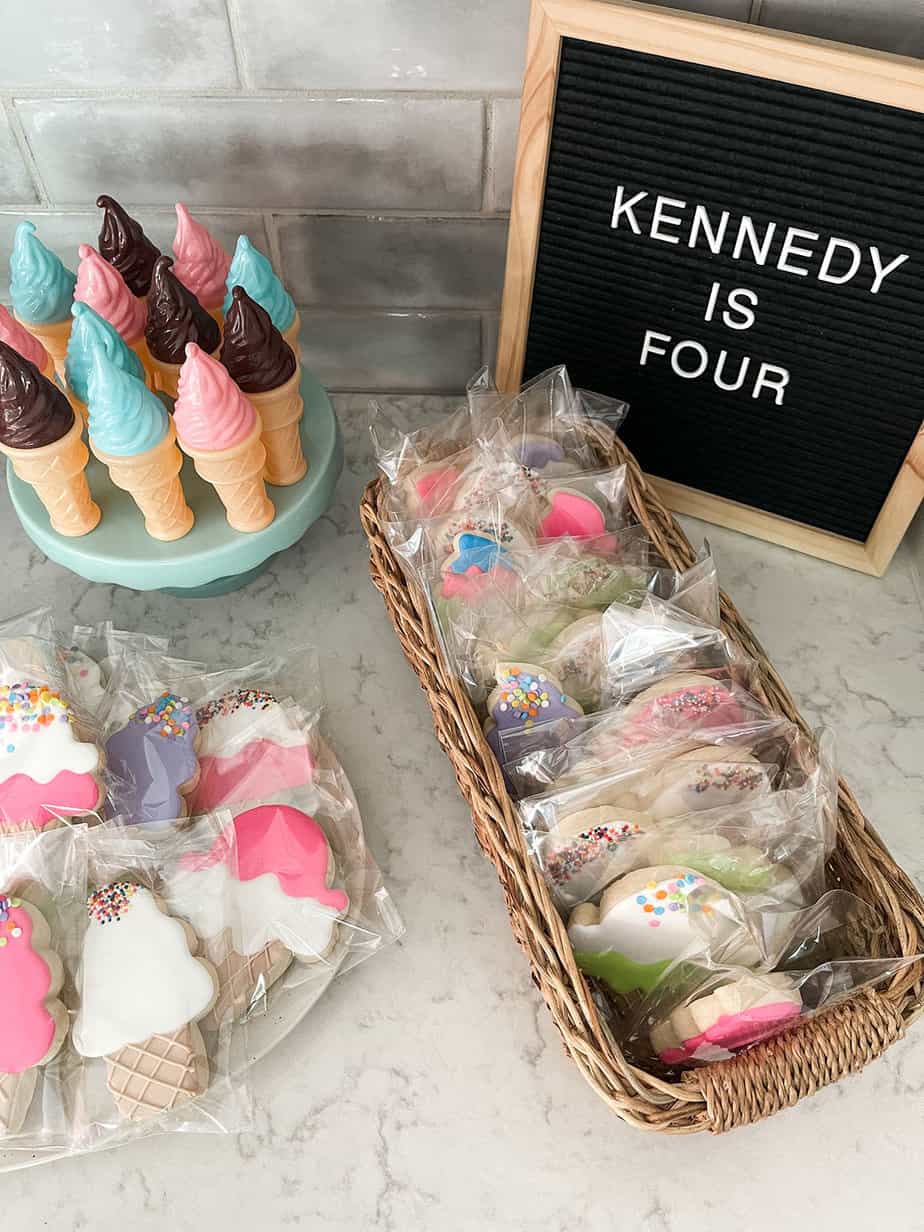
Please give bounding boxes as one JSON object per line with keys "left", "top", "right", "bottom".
{"left": 174, "top": 343, "right": 275, "bottom": 533}
{"left": 74, "top": 245, "right": 155, "bottom": 386}
{"left": 172, "top": 204, "right": 231, "bottom": 328}
{"left": 0, "top": 306, "right": 55, "bottom": 385}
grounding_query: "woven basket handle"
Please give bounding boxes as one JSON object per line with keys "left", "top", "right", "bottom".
{"left": 685, "top": 990, "right": 905, "bottom": 1132}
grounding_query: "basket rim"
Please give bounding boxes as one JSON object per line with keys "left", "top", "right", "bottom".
{"left": 359, "top": 422, "right": 924, "bottom": 1133}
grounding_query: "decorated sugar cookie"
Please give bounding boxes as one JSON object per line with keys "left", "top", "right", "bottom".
{"left": 440, "top": 532, "right": 520, "bottom": 604}
{"left": 650, "top": 972, "right": 802, "bottom": 1065}
{"left": 105, "top": 692, "right": 200, "bottom": 826}
{"left": 403, "top": 459, "right": 462, "bottom": 517}
{"left": 515, "top": 435, "right": 566, "bottom": 471}
{"left": 537, "top": 486, "right": 607, "bottom": 540}
{"left": 486, "top": 662, "right": 584, "bottom": 735}
{"left": 539, "top": 805, "right": 651, "bottom": 904}
{"left": 73, "top": 883, "right": 217, "bottom": 1121}
{"left": 549, "top": 613, "right": 604, "bottom": 709}
{"left": 620, "top": 673, "right": 744, "bottom": 750}
{"left": 0, "top": 683, "right": 102, "bottom": 829}
{"left": 567, "top": 865, "right": 756, "bottom": 994}
{"left": 168, "top": 804, "right": 350, "bottom": 1024}
{"left": 190, "top": 690, "right": 315, "bottom": 812}
{"left": 58, "top": 647, "right": 105, "bottom": 712}
{"left": 646, "top": 746, "right": 771, "bottom": 820}
{"left": 0, "top": 894, "right": 68, "bottom": 1135}
{"left": 650, "top": 832, "right": 784, "bottom": 896}
{"left": 540, "top": 552, "right": 645, "bottom": 610}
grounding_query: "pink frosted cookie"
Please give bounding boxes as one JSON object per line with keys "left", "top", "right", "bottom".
{"left": 619, "top": 673, "right": 744, "bottom": 750}
{"left": 0, "top": 894, "right": 68, "bottom": 1134}
{"left": 537, "top": 486, "right": 607, "bottom": 540}
{"left": 402, "top": 458, "right": 463, "bottom": 518}
{"left": 539, "top": 804, "right": 651, "bottom": 904}
{"left": 191, "top": 690, "right": 314, "bottom": 812}
{"left": 0, "top": 683, "right": 103, "bottom": 830}
{"left": 650, "top": 972, "right": 802, "bottom": 1065}
{"left": 439, "top": 531, "right": 521, "bottom": 604}
{"left": 168, "top": 803, "right": 350, "bottom": 1024}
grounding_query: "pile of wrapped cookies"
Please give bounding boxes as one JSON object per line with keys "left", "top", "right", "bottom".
{"left": 0, "top": 197, "right": 308, "bottom": 542}
{"left": 373, "top": 364, "right": 908, "bottom": 1070}
{"left": 0, "top": 610, "right": 400, "bottom": 1159}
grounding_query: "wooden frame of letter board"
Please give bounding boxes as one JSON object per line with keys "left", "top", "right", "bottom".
{"left": 496, "top": 0, "right": 924, "bottom": 575}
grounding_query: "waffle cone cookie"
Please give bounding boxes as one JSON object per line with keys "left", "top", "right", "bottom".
{"left": 73, "top": 883, "right": 218, "bottom": 1124}
{"left": 2, "top": 415, "right": 100, "bottom": 536}
{"left": 17, "top": 316, "right": 71, "bottom": 383}
{"left": 93, "top": 418, "right": 193, "bottom": 541}
{"left": 105, "top": 1022, "right": 209, "bottom": 1121}
{"left": 201, "top": 929, "right": 293, "bottom": 1030}
{"left": 0, "top": 1069, "right": 38, "bottom": 1135}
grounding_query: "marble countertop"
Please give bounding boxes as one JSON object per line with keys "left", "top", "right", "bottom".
{"left": 4, "top": 394, "right": 923, "bottom": 1231}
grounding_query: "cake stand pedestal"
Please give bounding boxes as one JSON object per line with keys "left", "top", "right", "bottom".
{"left": 7, "top": 370, "right": 342, "bottom": 598}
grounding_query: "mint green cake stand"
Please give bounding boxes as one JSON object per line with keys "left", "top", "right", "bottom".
{"left": 6, "top": 370, "right": 342, "bottom": 598}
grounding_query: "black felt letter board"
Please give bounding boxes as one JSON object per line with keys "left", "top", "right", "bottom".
{"left": 523, "top": 39, "right": 924, "bottom": 541}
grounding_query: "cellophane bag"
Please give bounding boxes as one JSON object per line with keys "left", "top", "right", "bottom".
{"left": 622, "top": 890, "right": 921, "bottom": 1069}
{"left": 73, "top": 815, "right": 252, "bottom": 1149}
{"left": 65, "top": 622, "right": 171, "bottom": 715}
{"left": 0, "top": 609, "right": 105, "bottom": 833}
{"left": 99, "top": 648, "right": 404, "bottom": 1021}
{"left": 0, "top": 826, "right": 87, "bottom": 1164}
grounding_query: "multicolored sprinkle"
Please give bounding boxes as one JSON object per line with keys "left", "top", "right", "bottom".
{"left": 546, "top": 822, "right": 643, "bottom": 886}
{"left": 0, "top": 684, "right": 75, "bottom": 753}
{"left": 692, "top": 764, "right": 765, "bottom": 794}
{"left": 634, "top": 872, "right": 708, "bottom": 929}
{"left": 652, "top": 686, "right": 728, "bottom": 719}
{"left": 197, "top": 689, "right": 278, "bottom": 727}
{"left": 130, "top": 691, "right": 194, "bottom": 739}
{"left": 0, "top": 894, "right": 23, "bottom": 946}
{"left": 496, "top": 668, "right": 561, "bottom": 727}
{"left": 87, "top": 882, "right": 139, "bottom": 924}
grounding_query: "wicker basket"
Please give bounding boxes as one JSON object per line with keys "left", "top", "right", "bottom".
{"left": 360, "top": 420, "right": 924, "bottom": 1133}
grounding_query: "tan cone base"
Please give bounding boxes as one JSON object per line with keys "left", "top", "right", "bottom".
{"left": 281, "top": 309, "right": 301, "bottom": 356}
{"left": 0, "top": 1068, "right": 38, "bottom": 1136}
{"left": 105, "top": 1023, "right": 209, "bottom": 1122}
{"left": 15, "top": 315, "right": 71, "bottom": 384}
{"left": 1, "top": 418, "right": 100, "bottom": 536}
{"left": 186, "top": 420, "right": 275, "bottom": 533}
{"left": 202, "top": 932, "right": 293, "bottom": 1030}
{"left": 92, "top": 422, "right": 194, "bottom": 542}
{"left": 246, "top": 368, "right": 307, "bottom": 486}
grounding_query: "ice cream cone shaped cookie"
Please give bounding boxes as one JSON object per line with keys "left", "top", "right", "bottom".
{"left": 172, "top": 203, "right": 231, "bottom": 327}
{"left": 223, "top": 235, "right": 298, "bottom": 351}
{"left": 0, "top": 682, "right": 103, "bottom": 831}
{"left": 168, "top": 804, "right": 349, "bottom": 1025}
{"left": 106, "top": 692, "right": 199, "bottom": 826}
{"left": 0, "top": 305, "right": 55, "bottom": 384}
{"left": 73, "top": 883, "right": 217, "bottom": 1122}
{"left": 74, "top": 245, "right": 155, "bottom": 386}
{"left": 221, "top": 286, "right": 306, "bottom": 485}
{"left": 0, "top": 341, "right": 100, "bottom": 536}
{"left": 175, "top": 343, "right": 275, "bottom": 532}
{"left": 87, "top": 352, "right": 193, "bottom": 542}
{"left": 65, "top": 301, "right": 149, "bottom": 427}
{"left": 96, "top": 194, "right": 161, "bottom": 299}
{"left": 9, "top": 221, "right": 76, "bottom": 382}
{"left": 145, "top": 255, "right": 221, "bottom": 398}
{"left": 0, "top": 894, "right": 68, "bottom": 1135}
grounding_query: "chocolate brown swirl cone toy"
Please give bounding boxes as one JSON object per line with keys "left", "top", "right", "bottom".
{"left": 146, "top": 255, "right": 221, "bottom": 399}
{"left": 0, "top": 340, "right": 100, "bottom": 536}
{"left": 221, "top": 286, "right": 307, "bottom": 486}
{"left": 96, "top": 195, "right": 161, "bottom": 299}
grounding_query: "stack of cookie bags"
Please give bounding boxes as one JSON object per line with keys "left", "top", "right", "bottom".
{"left": 0, "top": 608, "right": 252, "bottom": 1160}
{"left": 1, "top": 199, "right": 309, "bottom": 544}
{"left": 372, "top": 364, "right": 916, "bottom": 1071}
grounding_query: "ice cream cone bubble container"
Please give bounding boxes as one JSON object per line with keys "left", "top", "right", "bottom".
{"left": 5, "top": 368, "right": 341, "bottom": 597}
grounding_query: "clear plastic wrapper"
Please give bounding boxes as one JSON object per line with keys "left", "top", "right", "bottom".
{"left": 601, "top": 596, "right": 758, "bottom": 707}
{"left": 0, "top": 826, "right": 87, "bottom": 1159}
{"left": 65, "top": 623, "right": 170, "bottom": 714}
{"left": 623, "top": 891, "right": 920, "bottom": 1069}
{"left": 73, "top": 815, "right": 252, "bottom": 1149}
{"left": 519, "top": 727, "right": 834, "bottom": 912}
{"left": 0, "top": 609, "right": 105, "bottom": 833}
{"left": 99, "top": 648, "right": 404, "bottom": 1019}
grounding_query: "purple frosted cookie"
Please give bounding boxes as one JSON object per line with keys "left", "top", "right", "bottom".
{"left": 516, "top": 436, "right": 566, "bottom": 470}
{"left": 486, "top": 662, "right": 584, "bottom": 735}
{"left": 105, "top": 692, "right": 199, "bottom": 826}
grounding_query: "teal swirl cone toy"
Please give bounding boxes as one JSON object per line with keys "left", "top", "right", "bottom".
{"left": 66, "top": 302, "right": 147, "bottom": 418}
{"left": 9, "top": 221, "right": 77, "bottom": 380}
{"left": 222, "top": 235, "right": 298, "bottom": 345}
{"left": 87, "top": 352, "right": 194, "bottom": 541}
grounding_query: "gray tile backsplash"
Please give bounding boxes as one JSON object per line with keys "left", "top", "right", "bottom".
{"left": 233, "top": 0, "right": 528, "bottom": 91}
{"left": 0, "top": 0, "right": 919, "bottom": 390}
{"left": 17, "top": 98, "right": 484, "bottom": 211}
{"left": 276, "top": 216, "right": 508, "bottom": 308}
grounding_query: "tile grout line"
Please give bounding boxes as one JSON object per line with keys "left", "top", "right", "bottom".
{"left": 0, "top": 206, "right": 511, "bottom": 220}
{"left": 2, "top": 95, "right": 50, "bottom": 207}
{"left": 264, "top": 211, "right": 285, "bottom": 277}
{"left": 747, "top": 0, "right": 764, "bottom": 24}
{"left": 223, "top": 0, "right": 249, "bottom": 90}
{"left": 482, "top": 99, "right": 495, "bottom": 213}
{"left": 8, "top": 87, "right": 521, "bottom": 102}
